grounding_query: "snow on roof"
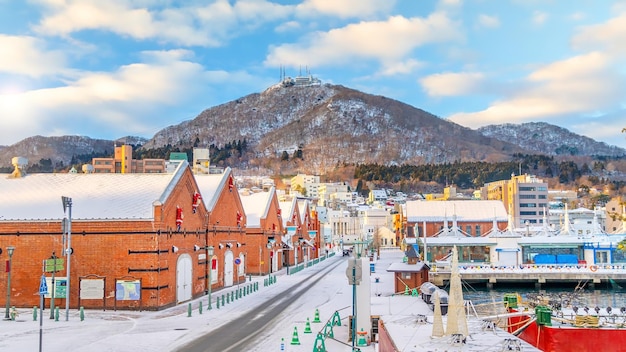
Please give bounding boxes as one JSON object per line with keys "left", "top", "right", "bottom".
{"left": 0, "top": 162, "right": 188, "bottom": 221}
{"left": 279, "top": 199, "right": 296, "bottom": 226}
{"left": 240, "top": 188, "right": 273, "bottom": 227}
{"left": 387, "top": 261, "right": 429, "bottom": 272}
{"left": 194, "top": 167, "right": 230, "bottom": 212}
{"left": 406, "top": 200, "right": 507, "bottom": 222}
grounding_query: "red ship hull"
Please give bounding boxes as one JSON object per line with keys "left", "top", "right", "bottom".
{"left": 508, "top": 312, "right": 626, "bottom": 352}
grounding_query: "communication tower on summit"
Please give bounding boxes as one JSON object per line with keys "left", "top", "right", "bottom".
{"left": 280, "top": 65, "right": 321, "bottom": 87}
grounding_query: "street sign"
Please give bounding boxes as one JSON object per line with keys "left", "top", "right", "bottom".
{"left": 45, "top": 258, "right": 64, "bottom": 272}
{"left": 345, "top": 259, "right": 362, "bottom": 285}
{"left": 39, "top": 275, "right": 49, "bottom": 295}
{"left": 234, "top": 258, "right": 241, "bottom": 265}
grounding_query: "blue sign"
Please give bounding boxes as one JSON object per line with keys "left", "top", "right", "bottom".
{"left": 39, "top": 275, "right": 49, "bottom": 295}
{"left": 234, "top": 258, "right": 241, "bottom": 265}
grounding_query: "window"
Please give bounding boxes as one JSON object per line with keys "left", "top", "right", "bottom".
{"left": 519, "top": 186, "right": 535, "bottom": 191}
{"left": 538, "top": 195, "right": 547, "bottom": 199}
{"left": 475, "top": 225, "right": 481, "bottom": 236}
{"left": 520, "top": 211, "right": 537, "bottom": 216}
{"left": 519, "top": 195, "right": 536, "bottom": 199}
{"left": 466, "top": 225, "right": 472, "bottom": 236}
{"left": 520, "top": 203, "right": 536, "bottom": 208}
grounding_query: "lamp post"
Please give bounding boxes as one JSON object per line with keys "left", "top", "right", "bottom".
{"left": 61, "top": 196, "right": 72, "bottom": 321}
{"left": 207, "top": 246, "right": 214, "bottom": 310}
{"left": 4, "top": 246, "right": 15, "bottom": 320}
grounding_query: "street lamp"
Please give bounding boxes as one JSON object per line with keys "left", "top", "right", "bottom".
{"left": 207, "top": 246, "right": 214, "bottom": 310}
{"left": 4, "top": 246, "right": 15, "bottom": 320}
{"left": 61, "top": 196, "right": 72, "bottom": 321}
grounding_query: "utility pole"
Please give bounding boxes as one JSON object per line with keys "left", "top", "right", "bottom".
{"left": 62, "top": 196, "right": 72, "bottom": 321}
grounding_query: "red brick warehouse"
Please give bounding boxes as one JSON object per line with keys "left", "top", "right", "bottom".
{"left": 0, "top": 162, "right": 245, "bottom": 310}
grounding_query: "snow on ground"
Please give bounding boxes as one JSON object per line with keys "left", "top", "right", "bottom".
{"left": 0, "top": 250, "right": 388, "bottom": 352}
{"left": 0, "top": 249, "right": 539, "bottom": 352}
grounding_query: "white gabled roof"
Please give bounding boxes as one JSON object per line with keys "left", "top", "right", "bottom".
{"left": 240, "top": 187, "right": 273, "bottom": 228}
{"left": 406, "top": 200, "right": 507, "bottom": 222}
{"left": 279, "top": 199, "right": 296, "bottom": 226}
{"left": 194, "top": 167, "right": 231, "bottom": 212}
{"left": 0, "top": 161, "right": 188, "bottom": 221}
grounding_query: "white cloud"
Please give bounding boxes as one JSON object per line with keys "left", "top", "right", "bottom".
{"left": 447, "top": 52, "right": 624, "bottom": 128}
{"left": 571, "top": 13, "right": 626, "bottom": 56}
{"left": 296, "top": 0, "right": 394, "bottom": 18}
{"left": 532, "top": 11, "right": 548, "bottom": 25}
{"left": 569, "top": 12, "right": 585, "bottom": 21}
{"left": 275, "top": 21, "right": 301, "bottom": 33}
{"left": 0, "top": 50, "right": 259, "bottom": 145}
{"left": 0, "top": 35, "right": 66, "bottom": 78}
{"left": 420, "top": 72, "right": 485, "bottom": 97}
{"left": 378, "top": 59, "right": 424, "bottom": 76}
{"left": 264, "top": 13, "right": 463, "bottom": 72}
{"left": 33, "top": 0, "right": 292, "bottom": 47}
{"left": 477, "top": 14, "right": 500, "bottom": 28}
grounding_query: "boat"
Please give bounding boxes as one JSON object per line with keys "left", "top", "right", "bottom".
{"left": 504, "top": 293, "right": 626, "bottom": 352}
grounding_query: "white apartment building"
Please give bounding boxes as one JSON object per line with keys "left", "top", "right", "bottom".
{"left": 290, "top": 173, "right": 321, "bottom": 199}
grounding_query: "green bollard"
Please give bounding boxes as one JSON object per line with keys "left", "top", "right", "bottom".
{"left": 274, "top": 275, "right": 277, "bottom": 284}
{"left": 188, "top": 303, "right": 192, "bottom": 317}
{"left": 199, "top": 301, "right": 203, "bottom": 314}
{"left": 221, "top": 295, "right": 225, "bottom": 306}
{"left": 55, "top": 307, "right": 59, "bottom": 322}
{"left": 226, "top": 293, "right": 230, "bottom": 304}
{"left": 231, "top": 291, "right": 234, "bottom": 301}
{"left": 33, "top": 306, "right": 38, "bottom": 321}
{"left": 217, "top": 297, "right": 220, "bottom": 309}
{"left": 80, "top": 307, "right": 84, "bottom": 321}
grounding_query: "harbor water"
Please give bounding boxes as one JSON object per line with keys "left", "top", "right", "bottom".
{"left": 464, "top": 284, "right": 626, "bottom": 311}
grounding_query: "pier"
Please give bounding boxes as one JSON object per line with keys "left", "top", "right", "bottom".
{"left": 429, "top": 264, "right": 626, "bottom": 289}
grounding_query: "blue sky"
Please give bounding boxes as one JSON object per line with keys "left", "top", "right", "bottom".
{"left": 1, "top": 0, "right": 626, "bottom": 149}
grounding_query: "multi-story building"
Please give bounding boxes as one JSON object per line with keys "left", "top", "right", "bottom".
{"left": 605, "top": 198, "right": 626, "bottom": 234}
{"left": 317, "top": 182, "right": 350, "bottom": 206}
{"left": 290, "top": 173, "right": 321, "bottom": 199}
{"left": 92, "top": 144, "right": 165, "bottom": 173}
{"left": 483, "top": 174, "right": 548, "bottom": 227}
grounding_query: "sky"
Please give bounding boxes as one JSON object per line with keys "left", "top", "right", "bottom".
{"left": 1, "top": 0, "right": 626, "bottom": 149}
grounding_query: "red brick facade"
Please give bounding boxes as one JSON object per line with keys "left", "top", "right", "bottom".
{"left": 0, "top": 165, "right": 249, "bottom": 310}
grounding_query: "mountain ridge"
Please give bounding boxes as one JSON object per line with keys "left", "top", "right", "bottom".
{"left": 1, "top": 84, "right": 624, "bottom": 171}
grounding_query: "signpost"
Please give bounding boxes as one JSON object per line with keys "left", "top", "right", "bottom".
{"left": 346, "top": 257, "right": 362, "bottom": 350}
{"left": 39, "top": 273, "right": 48, "bottom": 352}
{"left": 234, "top": 258, "right": 241, "bottom": 287}
{"left": 44, "top": 254, "right": 63, "bottom": 319}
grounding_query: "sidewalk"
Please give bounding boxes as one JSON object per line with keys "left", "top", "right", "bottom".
{"left": 0, "top": 251, "right": 373, "bottom": 352}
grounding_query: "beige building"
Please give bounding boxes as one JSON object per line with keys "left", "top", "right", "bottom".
{"left": 290, "top": 173, "right": 321, "bottom": 199}
{"left": 606, "top": 198, "right": 626, "bottom": 234}
{"left": 92, "top": 144, "right": 165, "bottom": 173}
{"left": 483, "top": 174, "right": 548, "bottom": 228}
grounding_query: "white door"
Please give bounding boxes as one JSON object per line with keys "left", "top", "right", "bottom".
{"left": 224, "top": 250, "right": 234, "bottom": 287}
{"left": 176, "top": 254, "right": 193, "bottom": 303}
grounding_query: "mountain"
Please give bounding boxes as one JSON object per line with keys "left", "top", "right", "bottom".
{"left": 142, "top": 83, "right": 526, "bottom": 172}
{"left": 477, "top": 122, "right": 626, "bottom": 157}
{"left": 0, "top": 136, "right": 147, "bottom": 170}
{"left": 1, "top": 84, "right": 623, "bottom": 172}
